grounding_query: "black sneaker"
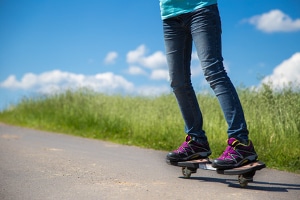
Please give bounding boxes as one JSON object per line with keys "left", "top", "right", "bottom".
{"left": 166, "top": 135, "right": 211, "bottom": 163}
{"left": 212, "top": 138, "right": 258, "bottom": 169}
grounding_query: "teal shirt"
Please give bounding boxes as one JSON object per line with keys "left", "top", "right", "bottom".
{"left": 159, "top": 0, "right": 218, "bottom": 20}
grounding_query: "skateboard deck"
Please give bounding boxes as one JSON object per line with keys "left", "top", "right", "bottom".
{"left": 170, "top": 158, "right": 266, "bottom": 188}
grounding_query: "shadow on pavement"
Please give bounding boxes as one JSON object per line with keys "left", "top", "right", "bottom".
{"left": 179, "top": 176, "right": 300, "bottom": 192}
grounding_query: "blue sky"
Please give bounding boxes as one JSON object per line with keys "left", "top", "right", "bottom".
{"left": 1, "top": 0, "right": 300, "bottom": 110}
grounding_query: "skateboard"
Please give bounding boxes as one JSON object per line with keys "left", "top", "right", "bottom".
{"left": 169, "top": 158, "right": 266, "bottom": 188}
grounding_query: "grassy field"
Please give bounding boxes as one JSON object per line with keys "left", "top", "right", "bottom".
{"left": 0, "top": 84, "right": 299, "bottom": 173}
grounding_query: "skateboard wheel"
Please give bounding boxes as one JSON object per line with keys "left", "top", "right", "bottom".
{"left": 238, "top": 175, "right": 249, "bottom": 188}
{"left": 238, "top": 170, "right": 256, "bottom": 187}
{"left": 181, "top": 167, "right": 196, "bottom": 178}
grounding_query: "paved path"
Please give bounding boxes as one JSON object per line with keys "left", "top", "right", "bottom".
{"left": 0, "top": 123, "right": 299, "bottom": 200}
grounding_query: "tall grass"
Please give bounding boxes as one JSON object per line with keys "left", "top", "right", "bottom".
{"left": 0, "top": 85, "right": 299, "bottom": 173}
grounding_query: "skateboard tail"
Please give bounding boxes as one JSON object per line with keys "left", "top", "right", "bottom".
{"left": 218, "top": 161, "right": 266, "bottom": 175}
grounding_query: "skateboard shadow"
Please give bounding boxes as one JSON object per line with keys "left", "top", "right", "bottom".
{"left": 179, "top": 176, "right": 300, "bottom": 192}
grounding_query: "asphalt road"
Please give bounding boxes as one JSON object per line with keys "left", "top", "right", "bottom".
{"left": 0, "top": 123, "right": 299, "bottom": 200}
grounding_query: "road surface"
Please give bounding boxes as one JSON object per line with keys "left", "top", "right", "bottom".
{"left": 0, "top": 123, "right": 299, "bottom": 200}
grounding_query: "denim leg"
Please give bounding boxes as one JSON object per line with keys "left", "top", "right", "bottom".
{"left": 191, "top": 5, "right": 249, "bottom": 142}
{"left": 163, "top": 17, "right": 207, "bottom": 141}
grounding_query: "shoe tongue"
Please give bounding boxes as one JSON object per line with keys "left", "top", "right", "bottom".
{"left": 228, "top": 138, "right": 239, "bottom": 146}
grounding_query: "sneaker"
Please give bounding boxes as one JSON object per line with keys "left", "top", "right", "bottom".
{"left": 212, "top": 138, "right": 258, "bottom": 169}
{"left": 166, "top": 135, "right": 211, "bottom": 163}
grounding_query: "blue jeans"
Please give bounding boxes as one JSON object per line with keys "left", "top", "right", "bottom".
{"left": 163, "top": 4, "right": 248, "bottom": 143}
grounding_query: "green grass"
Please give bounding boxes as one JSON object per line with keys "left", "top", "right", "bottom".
{"left": 0, "top": 85, "right": 299, "bottom": 173}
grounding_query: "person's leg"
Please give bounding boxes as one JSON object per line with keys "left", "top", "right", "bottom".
{"left": 190, "top": 4, "right": 257, "bottom": 168}
{"left": 191, "top": 4, "right": 248, "bottom": 142}
{"left": 163, "top": 15, "right": 211, "bottom": 162}
{"left": 163, "top": 17, "right": 206, "bottom": 141}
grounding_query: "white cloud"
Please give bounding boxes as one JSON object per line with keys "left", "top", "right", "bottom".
{"left": 128, "top": 66, "right": 147, "bottom": 76}
{"left": 0, "top": 70, "right": 134, "bottom": 94}
{"left": 126, "top": 45, "right": 167, "bottom": 69}
{"left": 191, "top": 51, "right": 198, "bottom": 60}
{"left": 190, "top": 51, "right": 202, "bottom": 76}
{"left": 246, "top": 9, "right": 300, "bottom": 33}
{"left": 0, "top": 70, "right": 174, "bottom": 97}
{"left": 143, "top": 51, "right": 166, "bottom": 69}
{"left": 261, "top": 52, "right": 300, "bottom": 88}
{"left": 127, "top": 45, "right": 145, "bottom": 63}
{"left": 191, "top": 65, "right": 202, "bottom": 77}
{"left": 150, "top": 69, "right": 169, "bottom": 80}
{"left": 104, "top": 51, "right": 118, "bottom": 64}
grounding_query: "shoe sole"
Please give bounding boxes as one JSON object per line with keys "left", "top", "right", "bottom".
{"left": 212, "top": 155, "right": 258, "bottom": 169}
{"left": 166, "top": 151, "right": 212, "bottom": 163}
